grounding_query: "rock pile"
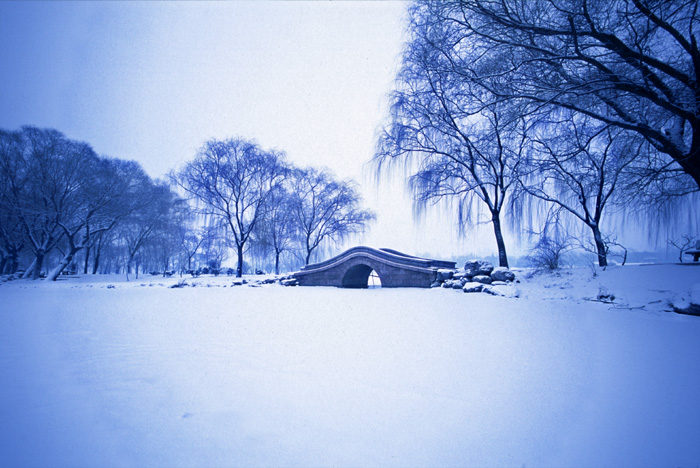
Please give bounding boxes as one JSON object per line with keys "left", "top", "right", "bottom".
{"left": 279, "top": 275, "right": 299, "bottom": 286}
{"left": 433, "top": 259, "right": 518, "bottom": 297}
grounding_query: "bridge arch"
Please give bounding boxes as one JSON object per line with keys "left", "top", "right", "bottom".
{"left": 341, "top": 263, "right": 384, "bottom": 288}
{"left": 293, "top": 246, "right": 455, "bottom": 288}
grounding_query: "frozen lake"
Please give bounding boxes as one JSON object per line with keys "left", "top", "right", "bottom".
{"left": 1, "top": 266, "right": 700, "bottom": 467}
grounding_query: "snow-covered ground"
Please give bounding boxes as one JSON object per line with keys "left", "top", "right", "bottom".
{"left": 1, "top": 264, "right": 699, "bottom": 467}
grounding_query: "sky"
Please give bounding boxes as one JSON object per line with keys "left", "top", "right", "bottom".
{"left": 0, "top": 1, "right": 681, "bottom": 261}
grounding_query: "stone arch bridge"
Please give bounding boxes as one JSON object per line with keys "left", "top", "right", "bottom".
{"left": 293, "top": 246, "right": 456, "bottom": 288}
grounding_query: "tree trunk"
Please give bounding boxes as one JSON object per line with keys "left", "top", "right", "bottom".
{"left": 305, "top": 249, "right": 312, "bottom": 266}
{"left": 9, "top": 252, "right": 19, "bottom": 274}
{"left": 275, "top": 249, "right": 280, "bottom": 275}
{"left": 22, "top": 258, "right": 37, "bottom": 279}
{"left": 83, "top": 245, "right": 91, "bottom": 274}
{"left": 236, "top": 244, "right": 244, "bottom": 277}
{"left": 31, "top": 250, "right": 45, "bottom": 280}
{"left": 48, "top": 246, "right": 80, "bottom": 281}
{"left": 126, "top": 254, "right": 135, "bottom": 281}
{"left": 682, "top": 129, "right": 700, "bottom": 189}
{"left": 0, "top": 255, "right": 7, "bottom": 275}
{"left": 491, "top": 211, "right": 509, "bottom": 268}
{"left": 92, "top": 249, "right": 101, "bottom": 275}
{"left": 590, "top": 224, "right": 608, "bottom": 267}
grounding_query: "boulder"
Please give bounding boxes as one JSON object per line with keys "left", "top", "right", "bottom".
{"left": 281, "top": 278, "right": 298, "bottom": 287}
{"left": 491, "top": 267, "right": 515, "bottom": 282}
{"left": 462, "top": 282, "right": 484, "bottom": 293}
{"left": 442, "top": 279, "right": 463, "bottom": 289}
{"left": 487, "top": 284, "right": 520, "bottom": 298}
{"left": 436, "top": 269, "right": 455, "bottom": 282}
{"left": 464, "top": 260, "right": 494, "bottom": 278}
{"left": 471, "top": 275, "right": 492, "bottom": 285}
{"left": 430, "top": 281, "right": 442, "bottom": 288}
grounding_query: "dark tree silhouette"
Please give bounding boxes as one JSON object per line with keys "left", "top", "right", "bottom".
{"left": 417, "top": 0, "right": 700, "bottom": 190}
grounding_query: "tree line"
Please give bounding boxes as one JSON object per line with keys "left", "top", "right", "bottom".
{"left": 375, "top": 0, "right": 699, "bottom": 268}
{"left": 0, "top": 127, "right": 373, "bottom": 280}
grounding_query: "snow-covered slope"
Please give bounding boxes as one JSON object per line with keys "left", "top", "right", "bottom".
{"left": 1, "top": 264, "right": 699, "bottom": 467}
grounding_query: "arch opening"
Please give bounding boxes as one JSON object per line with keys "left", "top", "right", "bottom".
{"left": 341, "top": 264, "right": 383, "bottom": 289}
{"left": 368, "top": 270, "right": 382, "bottom": 289}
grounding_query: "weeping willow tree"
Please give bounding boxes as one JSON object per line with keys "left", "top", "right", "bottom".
{"left": 513, "top": 113, "right": 643, "bottom": 267}
{"left": 374, "top": 1, "right": 531, "bottom": 268}
{"left": 291, "top": 167, "right": 375, "bottom": 266}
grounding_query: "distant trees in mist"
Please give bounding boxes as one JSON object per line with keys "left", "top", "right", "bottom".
{"left": 0, "top": 127, "right": 373, "bottom": 279}
{"left": 173, "top": 137, "right": 374, "bottom": 276}
{"left": 376, "top": 0, "right": 700, "bottom": 267}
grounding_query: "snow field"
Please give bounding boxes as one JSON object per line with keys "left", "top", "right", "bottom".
{"left": 1, "top": 265, "right": 699, "bottom": 467}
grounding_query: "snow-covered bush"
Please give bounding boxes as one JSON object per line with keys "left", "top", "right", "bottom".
{"left": 671, "top": 284, "right": 700, "bottom": 315}
{"left": 526, "top": 231, "right": 573, "bottom": 270}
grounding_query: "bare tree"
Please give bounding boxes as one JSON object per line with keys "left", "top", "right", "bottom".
{"left": 81, "top": 159, "right": 156, "bottom": 276}
{"left": 251, "top": 186, "right": 299, "bottom": 275}
{"left": 518, "top": 115, "right": 640, "bottom": 267}
{"left": 46, "top": 155, "right": 150, "bottom": 280}
{"left": 116, "top": 181, "right": 181, "bottom": 280}
{"left": 525, "top": 208, "right": 575, "bottom": 270}
{"left": 375, "top": 4, "right": 530, "bottom": 267}
{"left": 669, "top": 234, "right": 697, "bottom": 262}
{"left": 426, "top": 0, "right": 700, "bottom": 190}
{"left": 291, "top": 167, "right": 374, "bottom": 265}
{"left": 175, "top": 138, "right": 288, "bottom": 277}
{"left": 176, "top": 222, "right": 216, "bottom": 274}
{"left": 5, "top": 127, "right": 99, "bottom": 279}
{"left": 0, "top": 129, "right": 25, "bottom": 274}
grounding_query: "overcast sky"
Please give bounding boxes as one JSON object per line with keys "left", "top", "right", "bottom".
{"left": 0, "top": 0, "right": 504, "bottom": 259}
{"left": 3, "top": 0, "right": 673, "bottom": 261}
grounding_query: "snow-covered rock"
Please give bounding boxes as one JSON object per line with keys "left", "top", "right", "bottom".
{"left": 464, "top": 260, "right": 494, "bottom": 278}
{"left": 491, "top": 267, "right": 515, "bottom": 282}
{"left": 692, "top": 283, "right": 700, "bottom": 304}
{"left": 443, "top": 279, "right": 462, "bottom": 289}
{"left": 462, "top": 282, "right": 484, "bottom": 293}
{"left": 436, "top": 269, "right": 455, "bottom": 282}
{"left": 442, "top": 279, "right": 462, "bottom": 289}
{"left": 281, "top": 278, "right": 298, "bottom": 287}
{"left": 486, "top": 284, "right": 520, "bottom": 298}
{"left": 471, "top": 275, "right": 492, "bottom": 285}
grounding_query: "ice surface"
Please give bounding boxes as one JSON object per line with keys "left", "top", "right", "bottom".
{"left": 1, "top": 265, "right": 699, "bottom": 467}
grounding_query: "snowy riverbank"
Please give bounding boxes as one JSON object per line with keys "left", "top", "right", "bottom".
{"left": 1, "top": 264, "right": 699, "bottom": 467}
